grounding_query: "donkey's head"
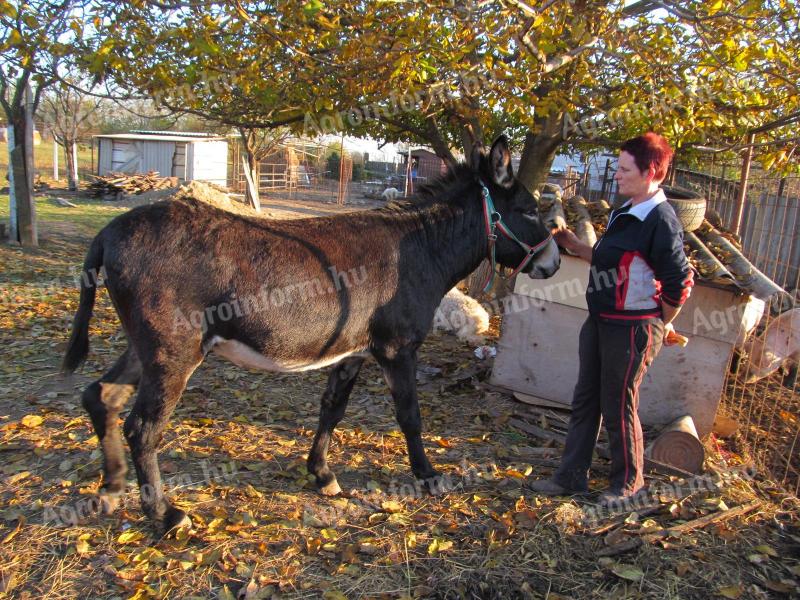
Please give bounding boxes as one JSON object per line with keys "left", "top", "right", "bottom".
{"left": 472, "top": 136, "right": 560, "bottom": 279}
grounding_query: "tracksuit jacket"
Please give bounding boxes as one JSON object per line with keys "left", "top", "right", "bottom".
{"left": 586, "top": 189, "right": 695, "bottom": 323}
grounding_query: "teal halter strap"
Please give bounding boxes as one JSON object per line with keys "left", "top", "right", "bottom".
{"left": 479, "top": 182, "right": 553, "bottom": 293}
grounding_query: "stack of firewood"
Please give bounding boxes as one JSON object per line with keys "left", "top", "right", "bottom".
{"left": 88, "top": 172, "right": 178, "bottom": 198}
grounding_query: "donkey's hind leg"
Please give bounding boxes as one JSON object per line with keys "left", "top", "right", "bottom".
{"left": 123, "top": 352, "right": 201, "bottom": 533}
{"left": 307, "top": 357, "right": 364, "bottom": 496}
{"left": 81, "top": 346, "right": 142, "bottom": 513}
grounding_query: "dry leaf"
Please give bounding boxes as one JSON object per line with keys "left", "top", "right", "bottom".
{"left": 21, "top": 414, "right": 43, "bottom": 428}
{"left": 611, "top": 564, "right": 644, "bottom": 582}
{"left": 381, "top": 500, "right": 403, "bottom": 514}
{"left": 117, "top": 530, "right": 145, "bottom": 544}
{"left": 717, "top": 584, "right": 744, "bottom": 599}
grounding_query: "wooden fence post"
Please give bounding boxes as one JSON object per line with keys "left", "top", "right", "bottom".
{"left": 732, "top": 132, "right": 755, "bottom": 235}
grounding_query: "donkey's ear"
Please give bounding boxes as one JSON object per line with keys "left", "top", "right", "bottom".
{"left": 469, "top": 143, "right": 485, "bottom": 171}
{"left": 488, "top": 135, "right": 514, "bottom": 189}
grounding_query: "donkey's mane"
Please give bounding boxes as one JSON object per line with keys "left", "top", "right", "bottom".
{"left": 381, "top": 163, "right": 478, "bottom": 213}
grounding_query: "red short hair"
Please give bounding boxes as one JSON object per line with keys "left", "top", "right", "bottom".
{"left": 621, "top": 132, "right": 674, "bottom": 182}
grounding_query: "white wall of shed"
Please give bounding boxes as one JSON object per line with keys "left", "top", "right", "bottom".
{"left": 187, "top": 140, "right": 228, "bottom": 186}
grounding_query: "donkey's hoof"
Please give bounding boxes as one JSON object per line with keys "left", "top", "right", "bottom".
{"left": 160, "top": 507, "right": 192, "bottom": 535}
{"left": 419, "top": 472, "right": 451, "bottom": 496}
{"left": 318, "top": 477, "right": 342, "bottom": 496}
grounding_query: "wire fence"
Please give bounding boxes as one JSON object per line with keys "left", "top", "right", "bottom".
{"left": 228, "top": 140, "right": 445, "bottom": 206}
{"left": 675, "top": 160, "right": 799, "bottom": 495}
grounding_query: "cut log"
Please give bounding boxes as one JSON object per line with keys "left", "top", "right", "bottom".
{"left": 88, "top": 171, "right": 175, "bottom": 198}
{"left": 695, "top": 221, "right": 794, "bottom": 310}
{"left": 684, "top": 231, "right": 735, "bottom": 283}
{"left": 645, "top": 415, "right": 705, "bottom": 474}
{"left": 566, "top": 195, "right": 597, "bottom": 247}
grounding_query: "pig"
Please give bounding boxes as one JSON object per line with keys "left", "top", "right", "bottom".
{"left": 741, "top": 308, "right": 800, "bottom": 387}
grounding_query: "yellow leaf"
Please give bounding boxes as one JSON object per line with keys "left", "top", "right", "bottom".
{"left": 427, "top": 538, "right": 454, "bottom": 555}
{"left": 21, "top": 414, "right": 43, "bottom": 428}
{"left": 611, "top": 564, "right": 644, "bottom": 582}
{"left": 75, "top": 538, "right": 91, "bottom": 555}
{"left": 117, "top": 529, "right": 145, "bottom": 545}
{"left": 322, "top": 591, "right": 348, "bottom": 600}
{"left": 381, "top": 500, "right": 403, "bottom": 514}
{"left": 753, "top": 544, "right": 778, "bottom": 557}
{"left": 718, "top": 584, "right": 744, "bottom": 599}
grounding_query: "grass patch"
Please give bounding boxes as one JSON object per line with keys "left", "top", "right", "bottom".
{"left": 0, "top": 193, "right": 126, "bottom": 236}
{"left": 0, "top": 139, "right": 94, "bottom": 180}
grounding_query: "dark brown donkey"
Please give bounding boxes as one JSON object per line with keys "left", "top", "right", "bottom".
{"left": 63, "top": 136, "right": 560, "bottom": 532}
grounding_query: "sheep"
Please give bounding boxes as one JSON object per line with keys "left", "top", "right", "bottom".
{"left": 740, "top": 308, "right": 799, "bottom": 387}
{"left": 433, "top": 287, "right": 490, "bottom": 345}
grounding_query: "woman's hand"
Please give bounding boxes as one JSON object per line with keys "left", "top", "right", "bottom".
{"left": 552, "top": 227, "right": 593, "bottom": 262}
{"left": 663, "top": 322, "right": 689, "bottom": 347}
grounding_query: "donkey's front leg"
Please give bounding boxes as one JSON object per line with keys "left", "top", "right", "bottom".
{"left": 307, "top": 357, "right": 364, "bottom": 496}
{"left": 377, "top": 346, "right": 446, "bottom": 494}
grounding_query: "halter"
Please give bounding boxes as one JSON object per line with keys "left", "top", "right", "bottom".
{"left": 480, "top": 182, "right": 553, "bottom": 293}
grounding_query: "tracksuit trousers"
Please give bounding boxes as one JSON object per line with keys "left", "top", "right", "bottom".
{"left": 553, "top": 316, "right": 664, "bottom": 495}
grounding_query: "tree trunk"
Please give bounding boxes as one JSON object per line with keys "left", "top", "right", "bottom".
{"left": 7, "top": 115, "right": 38, "bottom": 246}
{"left": 517, "top": 123, "right": 564, "bottom": 196}
{"left": 422, "top": 117, "right": 457, "bottom": 167}
{"left": 238, "top": 129, "right": 261, "bottom": 211}
{"left": 64, "top": 139, "right": 78, "bottom": 191}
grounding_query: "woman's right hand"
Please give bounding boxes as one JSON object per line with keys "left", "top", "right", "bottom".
{"left": 552, "top": 227, "right": 582, "bottom": 252}
{"left": 552, "top": 227, "right": 593, "bottom": 262}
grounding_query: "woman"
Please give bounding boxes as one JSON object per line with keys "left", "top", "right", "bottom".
{"left": 531, "top": 132, "right": 694, "bottom": 504}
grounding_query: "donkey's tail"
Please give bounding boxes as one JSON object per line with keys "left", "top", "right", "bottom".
{"left": 62, "top": 235, "right": 104, "bottom": 373}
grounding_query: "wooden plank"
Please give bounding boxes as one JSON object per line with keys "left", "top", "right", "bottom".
{"left": 513, "top": 392, "right": 572, "bottom": 410}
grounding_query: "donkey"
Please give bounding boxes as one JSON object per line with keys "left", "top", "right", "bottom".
{"left": 62, "top": 136, "right": 560, "bottom": 532}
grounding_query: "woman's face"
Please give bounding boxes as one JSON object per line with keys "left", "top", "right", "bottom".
{"left": 614, "top": 150, "right": 652, "bottom": 198}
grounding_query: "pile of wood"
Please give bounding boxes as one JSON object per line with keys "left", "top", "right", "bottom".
{"left": 89, "top": 172, "right": 178, "bottom": 198}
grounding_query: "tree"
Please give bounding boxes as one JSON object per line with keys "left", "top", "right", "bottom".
{"left": 1, "top": 1, "right": 69, "bottom": 245}
{"left": 300, "top": 0, "right": 799, "bottom": 185}
{"left": 77, "top": 2, "right": 349, "bottom": 209}
{"left": 79, "top": 0, "right": 799, "bottom": 207}
{"left": 41, "top": 79, "right": 103, "bottom": 190}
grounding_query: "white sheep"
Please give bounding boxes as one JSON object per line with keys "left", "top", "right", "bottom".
{"left": 741, "top": 307, "right": 799, "bottom": 385}
{"left": 433, "top": 287, "right": 490, "bottom": 345}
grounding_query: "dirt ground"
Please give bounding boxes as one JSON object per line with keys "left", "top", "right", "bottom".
{"left": 1, "top": 188, "right": 799, "bottom": 599}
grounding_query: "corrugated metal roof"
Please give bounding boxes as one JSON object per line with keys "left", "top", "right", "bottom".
{"left": 93, "top": 133, "right": 227, "bottom": 142}
{"left": 130, "top": 130, "right": 221, "bottom": 138}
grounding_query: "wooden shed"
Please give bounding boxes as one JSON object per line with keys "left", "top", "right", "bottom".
{"left": 94, "top": 131, "right": 228, "bottom": 186}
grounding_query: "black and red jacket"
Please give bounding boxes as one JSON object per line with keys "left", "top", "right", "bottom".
{"left": 587, "top": 189, "right": 694, "bottom": 324}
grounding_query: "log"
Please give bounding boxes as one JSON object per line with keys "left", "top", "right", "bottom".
{"left": 695, "top": 221, "right": 794, "bottom": 310}
{"left": 566, "top": 195, "right": 597, "bottom": 247}
{"left": 508, "top": 417, "right": 566, "bottom": 444}
{"left": 540, "top": 191, "right": 567, "bottom": 231}
{"left": 645, "top": 415, "right": 705, "bottom": 474}
{"left": 684, "top": 231, "right": 735, "bottom": 283}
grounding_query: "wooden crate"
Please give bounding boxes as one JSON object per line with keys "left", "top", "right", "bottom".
{"left": 490, "top": 256, "right": 749, "bottom": 438}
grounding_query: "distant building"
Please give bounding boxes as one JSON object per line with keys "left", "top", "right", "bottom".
{"left": 94, "top": 131, "right": 228, "bottom": 186}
